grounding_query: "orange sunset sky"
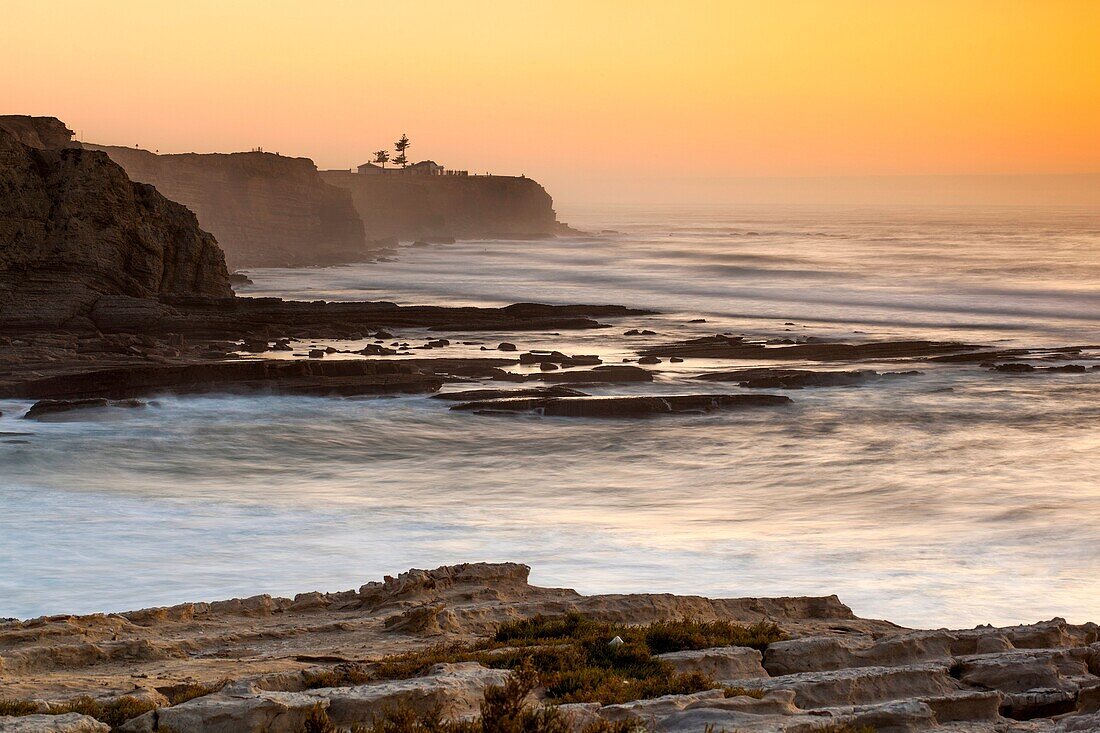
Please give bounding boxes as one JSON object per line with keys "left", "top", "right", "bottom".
{"left": 4, "top": 1, "right": 1099, "bottom": 203}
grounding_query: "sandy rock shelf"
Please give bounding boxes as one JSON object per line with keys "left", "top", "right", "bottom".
{"left": 1, "top": 563, "right": 1097, "bottom": 732}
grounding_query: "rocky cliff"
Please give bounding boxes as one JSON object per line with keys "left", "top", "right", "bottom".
{"left": 321, "top": 170, "right": 560, "bottom": 241}
{"left": 0, "top": 119, "right": 231, "bottom": 331}
{"left": 0, "top": 115, "right": 82, "bottom": 150}
{"left": 86, "top": 145, "right": 368, "bottom": 268}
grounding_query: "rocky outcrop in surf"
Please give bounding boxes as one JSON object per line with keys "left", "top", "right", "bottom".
{"left": 0, "top": 120, "right": 232, "bottom": 332}
{"left": 321, "top": 170, "right": 561, "bottom": 242}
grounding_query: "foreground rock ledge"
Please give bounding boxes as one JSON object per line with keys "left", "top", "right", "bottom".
{"left": 1, "top": 562, "right": 1097, "bottom": 732}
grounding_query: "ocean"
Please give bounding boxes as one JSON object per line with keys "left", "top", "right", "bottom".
{"left": 2, "top": 204, "right": 1098, "bottom": 626}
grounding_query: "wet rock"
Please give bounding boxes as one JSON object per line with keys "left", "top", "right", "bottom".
{"left": 497, "top": 342, "right": 517, "bottom": 352}
{"left": 23, "top": 398, "right": 145, "bottom": 421}
{"left": 697, "top": 368, "right": 919, "bottom": 389}
{"left": 540, "top": 363, "right": 558, "bottom": 371}
{"left": 637, "top": 356, "right": 661, "bottom": 364}
{"left": 431, "top": 387, "right": 589, "bottom": 401}
{"left": 359, "top": 344, "right": 398, "bottom": 356}
{"left": 519, "top": 351, "right": 602, "bottom": 367}
{"left": 2, "top": 360, "right": 452, "bottom": 400}
{"left": 537, "top": 365, "right": 654, "bottom": 384}
{"left": 992, "top": 363, "right": 1089, "bottom": 374}
{"left": 642, "top": 334, "right": 977, "bottom": 361}
{"left": 307, "top": 349, "right": 325, "bottom": 359}
{"left": 451, "top": 394, "right": 791, "bottom": 418}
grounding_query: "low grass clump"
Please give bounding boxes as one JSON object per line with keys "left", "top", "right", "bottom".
{"left": 0, "top": 694, "right": 159, "bottom": 729}
{"left": 162, "top": 679, "right": 230, "bottom": 705}
{"left": 493, "top": 612, "right": 782, "bottom": 653}
{"left": 367, "top": 612, "right": 783, "bottom": 706}
{"left": 342, "top": 664, "right": 633, "bottom": 733}
{"left": 48, "top": 695, "right": 159, "bottom": 729}
{"left": 0, "top": 699, "right": 40, "bottom": 716}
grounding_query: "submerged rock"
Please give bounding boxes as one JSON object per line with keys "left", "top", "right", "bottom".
{"left": 537, "top": 365, "right": 654, "bottom": 384}
{"left": 23, "top": 398, "right": 146, "bottom": 421}
{"left": 450, "top": 394, "right": 792, "bottom": 418}
{"left": 641, "top": 334, "right": 977, "bottom": 361}
{"left": 696, "top": 368, "right": 920, "bottom": 389}
{"left": 431, "top": 386, "right": 589, "bottom": 401}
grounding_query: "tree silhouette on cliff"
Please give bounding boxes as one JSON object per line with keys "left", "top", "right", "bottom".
{"left": 372, "top": 149, "right": 390, "bottom": 169}
{"left": 393, "top": 134, "right": 410, "bottom": 168}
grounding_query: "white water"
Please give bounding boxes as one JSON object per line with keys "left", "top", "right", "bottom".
{"left": 2, "top": 204, "right": 1098, "bottom": 627}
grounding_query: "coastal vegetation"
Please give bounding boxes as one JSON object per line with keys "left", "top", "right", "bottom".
{"left": 365, "top": 613, "right": 782, "bottom": 704}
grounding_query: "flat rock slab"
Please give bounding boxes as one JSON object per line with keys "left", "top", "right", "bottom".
{"left": 0, "top": 715, "right": 108, "bottom": 733}
{"left": 121, "top": 662, "right": 509, "bottom": 733}
{"left": 451, "top": 394, "right": 792, "bottom": 418}
{"left": 695, "top": 368, "right": 919, "bottom": 389}
{"left": 0, "top": 359, "right": 478, "bottom": 400}
{"left": 431, "top": 386, "right": 589, "bottom": 401}
{"left": 724, "top": 662, "right": 962, "bottom": 709}
{"left": 22, "top": 398, "right": 146, "bottom": 421}
{"left": 536, "top": 365, "right": 654, "bottom": 384}
{"left": 641, "top": 334, "right": 978, "bottom": 361}
{"left": 655, "top": 646, "right": 768, "bottom": 679}
{"left": 304, "top": 662, "right": 510, "bottom": 726}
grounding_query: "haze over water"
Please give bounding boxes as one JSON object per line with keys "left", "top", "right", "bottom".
{"left": 2, "top": 204, "right": 1098, "bottom": 627}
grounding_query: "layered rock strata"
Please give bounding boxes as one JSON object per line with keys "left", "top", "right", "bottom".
{"left": 1, "top": 563, "right": 1096, "bottom": 732}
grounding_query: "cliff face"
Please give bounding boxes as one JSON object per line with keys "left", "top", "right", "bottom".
{"left": 0, "top": 115, "right": 82, "bottom": 150}
{"left": 321, "top": 171, "right": 559, "bottom": 241}
{"left": 0, "top": 122, "right": 231, "bottom": 331}
{"left": 86, "top": 146, "right": 368, "bottom": 269}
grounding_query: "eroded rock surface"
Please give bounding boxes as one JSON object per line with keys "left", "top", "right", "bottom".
{"left": 0, "top": 121, "right": 231, "bottom": 332}
{"left": 3, "top": 562, "right": 1097, "bottom": 732}
{"left": 0, "top": 714, "right": 108, "bottom": 732}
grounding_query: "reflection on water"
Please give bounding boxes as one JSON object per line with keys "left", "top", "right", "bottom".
{"left": 1, "top": 205, "right": 1098, "bottom": 626}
